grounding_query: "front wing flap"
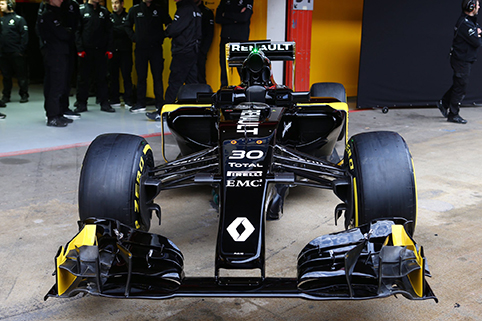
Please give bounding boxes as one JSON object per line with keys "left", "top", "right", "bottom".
{"left": 298, "top": 219, "right": 436, "bottom": 301}
{"left": 45, "top": 219, "right": 436, "bottom": 302}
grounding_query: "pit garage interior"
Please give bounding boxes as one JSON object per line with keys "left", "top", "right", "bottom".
{"left": 1, "top": 0, "right": 482, "bottom": 320}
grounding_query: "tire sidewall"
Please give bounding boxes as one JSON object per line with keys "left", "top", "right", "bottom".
{"left": 344, "top": 131, "right": 417, "bottom": 233}
{"left": 78, "top": 134, "right": 154, "bottom": 230}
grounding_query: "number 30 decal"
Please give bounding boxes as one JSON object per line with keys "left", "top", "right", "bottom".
{"left": 229, "top": 150, "right": 264, "bottom": 160}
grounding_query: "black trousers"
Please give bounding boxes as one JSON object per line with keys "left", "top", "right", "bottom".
{"left": 442, "top": 57, "right": 473, "bottom": 116}
{"left": 76, "top": 48, "right": 109, "bottom": 105}
{"left": 108, "top": 50, "right": 133, "bottom": 104}
{"left": 44, "top": 52, "right": 69, "bottom": 120}
{"left": 0, "top": 52, "right": 29, "bottom": 99}
{"left": 135, "top": 46, "right": 164, "bottom": 108}
{"left": 60, "top": 48, "right": 76, "bottom": 113}
{"left": 163, "top": 49, "right": 198, "bottom": 109}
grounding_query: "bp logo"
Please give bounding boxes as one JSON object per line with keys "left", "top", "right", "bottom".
{"left": 227, "top": 217, "right": 255, "bottom": 242}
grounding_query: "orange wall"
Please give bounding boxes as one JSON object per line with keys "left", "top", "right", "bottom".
{"left": 310, "top": 1, "right": 364, "bottom": 96}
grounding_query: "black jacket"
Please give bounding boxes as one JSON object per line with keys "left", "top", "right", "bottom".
{"left": 37, "top": 4, "right": 72, "bottom": 54}
{"left": 36, "top": 0, "right": 80, "bottom": 50}
{"left": 215, "top": 0, "right": 253, "bottom": 41}
{"left": 76, "top": 3, "right": 113, "bottom": 52}
{"left": 124, "top": 1, "right": 172, "bottom": 50}
{"left": 199, "top": 2, "right": 214, "bottom": 55}
{"left": 0, "top": 12, "right": 28, "bottom": 54}
{"left": 451, "top": 13, "right": 482, "bottom": 62}
{"left": 165, "top": 0, "right": 201, "bottom": 54}
{"left": 110, "top": 8, "right": 132, "bottom": 52}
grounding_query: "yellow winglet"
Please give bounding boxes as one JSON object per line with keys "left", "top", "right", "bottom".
{"left": 391, "top": 225, "right": 424, "bottom": 297}
{"left": 56, "top": 224, "right": 97, "bottom": 296}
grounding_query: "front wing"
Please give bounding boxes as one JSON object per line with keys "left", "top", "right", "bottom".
{"left": 45, "top": 218, "right": 437, "bottom": 302}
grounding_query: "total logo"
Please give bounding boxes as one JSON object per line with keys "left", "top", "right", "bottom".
{"left": 228, "top": 163, "right": 262, "bottom": 168}
{"left": 227, "top": 217, "right": 255, "bottom": 242}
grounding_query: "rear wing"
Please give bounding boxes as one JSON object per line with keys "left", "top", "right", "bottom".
{"left": 225, "top": 40, "right": 296, "bottom": 87}
{"left": 227, "top": 41, "right": 296, "bottom": 68}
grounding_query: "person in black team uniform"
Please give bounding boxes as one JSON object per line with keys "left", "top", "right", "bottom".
{"left": 146, "top": 0, "right": 201, "bottom": 121}
{"left": 125, "top": 0, "right": 171, "bottom": 113}
{"left": 109, "top": 0, "right": 133, "bottom": 108}
{"left": 438, "top": 0, "right": 482, "bottom": 124}
{"left": 59, "top": 0, "right": 80, "bottom": 120}
{"left": 37, "top": 0, "right": 72, "bottom": 127}
{"left": 195, "top": 0, "right": 213, "bottom": 84}
{"left": 38, "top": 0, "right": 81, "bottom": 120}
{"left": 0, "top": 0, "right": 29, "bottom": 104}
{"left": 74, "top": 0, "right": 115, "bottom": 113}
{"left": 215, "top": 0, "right": 252, "bottom": 88}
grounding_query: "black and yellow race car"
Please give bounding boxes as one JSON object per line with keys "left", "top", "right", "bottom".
{"left": 45, "top": 41, "right": 436, "bottom": 302}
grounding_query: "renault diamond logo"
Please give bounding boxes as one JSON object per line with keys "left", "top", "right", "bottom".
{"left": 227, "top": 217, "right": 255, "bottom": 242}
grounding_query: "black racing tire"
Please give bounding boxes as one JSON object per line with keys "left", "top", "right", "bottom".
{"left": 344, "top": 131, "right": 417, "bottom": 234}
{"left": 78, "top": 134, "right": 154, "bottom": 231}
{"left": 309, "top": 82, "right": 346, "bottom": 103}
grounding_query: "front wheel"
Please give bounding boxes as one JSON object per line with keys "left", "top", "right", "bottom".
{"left": 78, "top": 134, "right": 155, "bottom": 231}
{"left": 344, "top": 131, "right": 417, "bottom": 235}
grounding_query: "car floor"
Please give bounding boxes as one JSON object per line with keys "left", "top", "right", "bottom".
{"left": 1, "top": 85, "right": 482, "bottom": 320}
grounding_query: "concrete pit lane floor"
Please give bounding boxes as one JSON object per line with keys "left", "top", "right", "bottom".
{"left": 1, "top": 96, "right": 482, "bottom": 320}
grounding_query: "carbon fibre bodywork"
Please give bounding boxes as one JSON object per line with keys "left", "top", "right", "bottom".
{"left": 46, "top": 41, "right": 436, "bottom": 302}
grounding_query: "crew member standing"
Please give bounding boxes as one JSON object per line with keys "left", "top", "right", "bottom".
{"left": 438, "top": 0, "right": 482, "bottom": 124}
{"left": 125, "top": 0, "right": 171, "bottom": 113}
{"left": 59, "top": 0, "right": 80, "bottom": 119}
{"left": 196, "top": 0, "right": 213, "bottom": 84}
{"left": 146, "top": 0, "right": 201, "bottom": 121}
{"left": 215, "top": 0, "right": 253, "bottom": 88}
{"left": 109, "top": 0, "right": 133, "bottom": 108}
{"left": 74, "top": 0, "right": 114, "bottom": 113}
{"left": 38, "top": 0, "right": 81, "bottom": 120}
{"left": 0, "top": 0, "right": 29, "bottom": 104}
{"left": 37, "top": 0, "right": 72, "bottom": 127}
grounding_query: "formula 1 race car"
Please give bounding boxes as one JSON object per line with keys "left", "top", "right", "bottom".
{"left": 45, "top": 41, "right": 436, "bottom": 302}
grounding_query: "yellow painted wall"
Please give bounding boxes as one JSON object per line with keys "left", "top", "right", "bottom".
{"left": 310, "top": 1, "right": 363, "bottom": 97}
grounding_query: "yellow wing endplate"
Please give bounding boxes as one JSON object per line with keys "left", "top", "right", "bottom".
{"left": 55, "top": 224, "right": 97, "bottom": 296}
{"left": 391, "top": 225, "right": 424, "bottom": 297}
